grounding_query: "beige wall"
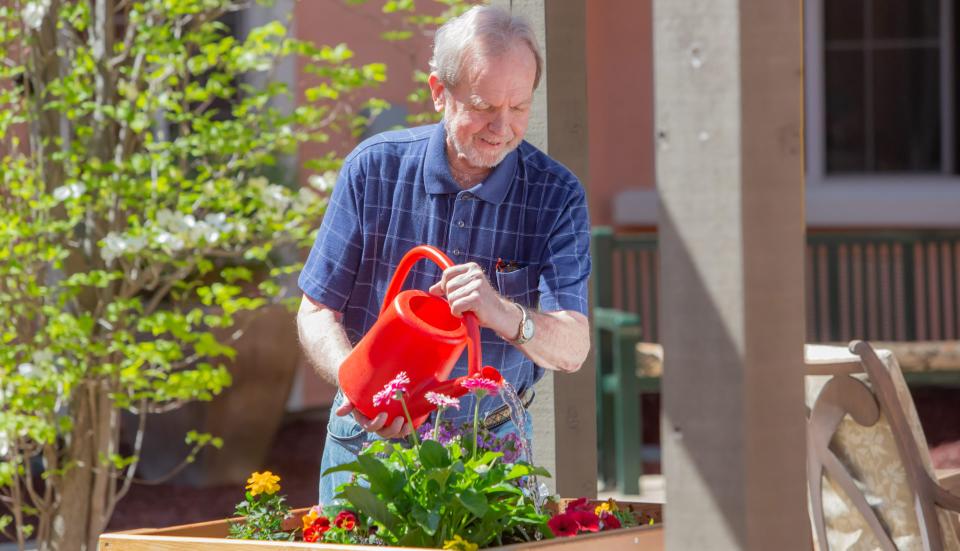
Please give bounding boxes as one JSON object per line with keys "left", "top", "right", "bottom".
{"left": 586, "top": 0, "right": 655, "bottom": 228}
{"left": 293, "top": 0, "right": 440, "bottom": 185}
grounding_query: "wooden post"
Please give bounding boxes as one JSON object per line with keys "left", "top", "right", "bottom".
{"left": 493, "top": 0, "right": 596, "bottom": 499}
{"left": 655, "top": 0, "right": 809, "bottom": 548}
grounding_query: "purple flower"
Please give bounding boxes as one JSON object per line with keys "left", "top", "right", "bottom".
{"left": 372, "top": 371, "right": 410, "bottom": 407}
{"left": 425, "top": 392, "right": 460, "bottom": 410}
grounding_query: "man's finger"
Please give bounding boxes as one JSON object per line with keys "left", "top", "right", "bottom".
{"left": 377, "top": 416, "right": 406, "bottom": 439}
{"left": 335, "top": 397, "right": 355, "bottom": 417}
{"left": 355, "top": 410, "right": 387, "bottom": 432}
{"left": 428, "top": 281, "right": 444, "bottom": 296}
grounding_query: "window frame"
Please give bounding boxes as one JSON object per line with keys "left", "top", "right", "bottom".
{"left": 804, "top": 0, "right": 960, "bottom": 228}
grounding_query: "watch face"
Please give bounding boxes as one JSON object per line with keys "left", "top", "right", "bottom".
{"left": 522, "top": 318, "right": 535, "bottom": 339}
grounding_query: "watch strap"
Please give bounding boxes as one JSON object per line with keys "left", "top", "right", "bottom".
{"left": 512, "top": 302, "right": 532, "bottom": 345}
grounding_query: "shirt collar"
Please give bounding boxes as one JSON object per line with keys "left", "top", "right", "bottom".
{"left": 423, "top": 122, "right": 518, "bottom": 205}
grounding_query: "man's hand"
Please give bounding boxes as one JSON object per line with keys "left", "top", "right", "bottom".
{"left": 428, "top": 262, "right": 517, "bottom": 338}
{"left": 335, "top": 395, "right": 412, "bottom": 439}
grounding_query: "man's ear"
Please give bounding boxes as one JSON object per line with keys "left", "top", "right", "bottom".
{"left": 427, "top": 73, "right": 446, "bottom": 112}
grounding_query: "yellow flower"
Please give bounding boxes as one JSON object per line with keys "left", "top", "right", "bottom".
{"left": 245, "top": 471, "right": 281, "bottom": 496}
{"left": 595, "top": 502, "right": 612, "bottom": 516}
{"left": 443, "top": 534, "right": 478, "bottom": 551}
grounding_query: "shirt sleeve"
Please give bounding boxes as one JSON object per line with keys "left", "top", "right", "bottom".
{"left": 537, "top": 185, "right": 591, "bottom": 315}
{"left": 297, "top": 159, "right": 365, "bottom": 311}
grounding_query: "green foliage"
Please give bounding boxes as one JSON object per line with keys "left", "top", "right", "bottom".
{"left": 324, "top": 427, "right": 552, "bottom": 548}
{"left": 229, "top": 491, "right": 293, "bottom": 541}
{"left": 0, "top": 0, "right": 386, "bottom": 546}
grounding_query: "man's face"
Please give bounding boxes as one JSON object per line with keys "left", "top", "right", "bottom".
{"left": 429, "top": 42, "right": 537, "bottom": 170}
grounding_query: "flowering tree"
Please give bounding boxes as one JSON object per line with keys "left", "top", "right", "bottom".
{"left": 0, "top": 0, "right": 388, "bottom": 549}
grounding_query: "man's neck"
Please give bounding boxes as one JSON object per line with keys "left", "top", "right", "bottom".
{"left": 446, "top": 145, "right": 492, "bottom": 189}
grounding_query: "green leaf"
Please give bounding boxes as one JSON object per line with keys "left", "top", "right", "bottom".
{"left": 411, "top": 506, "right": 440, "bottom": 535}
{"left": 418, "top": 439, "right": 449, "bottom": 469}
{"left": 505, "top": 463, "right": 552, "bottom": 480}
{"left": 397, "top": 527, "right": 430, "bottom": 547}
{"left": 457, "top": 488, "right": 488, "bottom": 518}
{"left": 356, "top": 454, "right": 396, "bottom": 497}
{"left": 321, "top": 460, "right": 363, "bottom": 476}
{"left": 340, "top": 486, "right": 398, "bottom": 532}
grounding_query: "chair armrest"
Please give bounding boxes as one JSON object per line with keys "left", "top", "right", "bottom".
{"left": 937, "top": 468, "right": 960, "bottom": 494}
{"left": 594, "top": 307, "right": 641, "bottom": 331}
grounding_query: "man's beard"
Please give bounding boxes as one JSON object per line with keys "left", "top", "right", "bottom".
{"left": 445, "top": 119, "right": 516, "bottom": 169}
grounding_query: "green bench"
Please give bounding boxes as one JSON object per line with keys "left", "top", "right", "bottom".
{"left": 591, "top": 227, "right": 658, "bottom": 495}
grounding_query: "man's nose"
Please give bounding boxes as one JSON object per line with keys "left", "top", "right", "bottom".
{"left": 487, "top": 110, "right": 509, "bottom": 134}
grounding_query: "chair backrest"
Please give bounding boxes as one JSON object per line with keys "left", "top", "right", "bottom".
{"left": 590, "top": 227, "right": 658, "bottom": 340}
{"left": 805, "top": 342, "right": 960, "bottom": 551}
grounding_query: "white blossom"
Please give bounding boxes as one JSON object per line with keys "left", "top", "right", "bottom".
{"left": 100, "top": 232, "right": 146, "bottom": 264}
{"left": 262, "top": 184, "right": 291, "bottom": 210}
{"left": 101, "top": 233, "right": 126, "bottom": 264}
{"left": 155, "top": 231, "right": 184, "bottom": 251}
{"left": 21, "top": 0, "right": 50, "bottom": 31}
{"left": 52, "top": 182, "right": 86, "bottom": 202}
{"left": 308, "top": 171, "right": 337, "bottom": 193}
{"left": 17, "top": 363, "right": 37, "bottom": 377}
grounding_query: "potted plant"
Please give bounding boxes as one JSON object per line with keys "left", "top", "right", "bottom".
{"left": 98, "top": 371, "right": 664, "bottom": 549}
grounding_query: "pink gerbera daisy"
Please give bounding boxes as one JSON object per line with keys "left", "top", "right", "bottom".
{"left": 460, "top": 376, "right": 501, "bottom": 394}
{"left": 425, "top": 391, "right": 460, "bottom": 410}
{"left": 372, "top": 371, "right": 410, "bottom": 407}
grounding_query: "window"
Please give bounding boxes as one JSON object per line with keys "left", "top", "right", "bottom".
{"left": 809, "top": 0, "right": 958, "bottom": 177}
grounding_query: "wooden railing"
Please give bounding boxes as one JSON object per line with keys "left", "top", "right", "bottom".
{"left": 591, "top": 228, "right": 960, "bottom": 343}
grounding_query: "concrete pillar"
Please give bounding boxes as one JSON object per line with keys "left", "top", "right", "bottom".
{"left": 492, "top": 0, "right": 596, "bottom": 499}
{"left": 655, "top": 0, "right": 808, "bottom": 549}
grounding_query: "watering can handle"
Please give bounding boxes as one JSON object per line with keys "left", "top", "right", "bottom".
{"left": 380, "top": 245, "right": 482, "bottom": 377}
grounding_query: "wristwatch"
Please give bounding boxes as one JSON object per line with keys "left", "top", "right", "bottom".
{"left": 512, "top": 302, "right": 535, "bottom": 345}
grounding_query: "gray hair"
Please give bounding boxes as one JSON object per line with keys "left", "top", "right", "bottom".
{"left": 429, "top": 5, "right": 543, "bottom": 91}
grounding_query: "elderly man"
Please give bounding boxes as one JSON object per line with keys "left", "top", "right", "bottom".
{"left": 297, "top": 5, "right": 591, "bottom": 503}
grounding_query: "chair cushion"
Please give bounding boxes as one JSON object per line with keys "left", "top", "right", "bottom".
{"left": 805, "top": 345, "right": 960, "bottom": 551}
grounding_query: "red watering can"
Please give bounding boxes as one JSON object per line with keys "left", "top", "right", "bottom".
{"left": 338, "top": 245, "right": 501, "bottom": 429}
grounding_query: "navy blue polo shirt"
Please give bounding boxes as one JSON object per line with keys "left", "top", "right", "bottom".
{"left": 298, "top": 122, "right": 591, "bottom": 424}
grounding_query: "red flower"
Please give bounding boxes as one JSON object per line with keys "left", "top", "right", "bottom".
{"left": 571, "top": 511, "right": 600, "bottom": 532}
{"left": 565, "top": 497, "right": 591, "bottom": 513}
{"left": 334, "top": 510, "right": 357, "bottom": 530}
{"left": 303, "top": 516, "right": 331, "bottom": 542}
{"left": 601, "top": 513, "right": 621, "bottom": 530}
{"left": 548, "top": 512, "right": 580, "bottom": 537}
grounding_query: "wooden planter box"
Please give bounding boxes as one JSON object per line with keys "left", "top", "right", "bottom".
{"left": 99, "top": 501, "right": 663, "bottom": 550}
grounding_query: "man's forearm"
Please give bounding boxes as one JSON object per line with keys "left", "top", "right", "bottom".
{"left": 296, "top": 296, "right": 353, "bottom": 386}
{"left": 507, "top": 308, "right": 590, "bottom": 373}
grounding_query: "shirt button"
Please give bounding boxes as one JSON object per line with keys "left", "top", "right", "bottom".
{"left": 453, "top": 249, "right": 462, "bottom": 256}
{"left": 457, "top": 220, "right": 465, "bottom": 228}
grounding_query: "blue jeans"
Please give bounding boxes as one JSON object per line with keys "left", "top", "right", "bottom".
{"left": 318, "top": 390, "right": 535, "bottom": 505}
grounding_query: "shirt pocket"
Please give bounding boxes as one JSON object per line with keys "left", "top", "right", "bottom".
{"left": 495, "top": 265, "right": 538, "bottom": 307}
